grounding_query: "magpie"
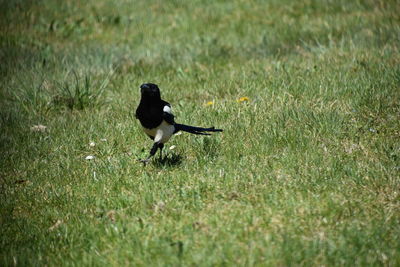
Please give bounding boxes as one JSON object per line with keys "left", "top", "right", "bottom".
{"left": 135, "top": 83, "right": 223, "bottom": 164}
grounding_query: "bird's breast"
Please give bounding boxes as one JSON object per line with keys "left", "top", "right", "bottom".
{"left": 142, "top": 121, "right": 175, "bottom": 144}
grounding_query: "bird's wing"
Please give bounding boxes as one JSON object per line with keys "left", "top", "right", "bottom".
{"left": 161, "top": 101, "right": 175, "bottom": 125}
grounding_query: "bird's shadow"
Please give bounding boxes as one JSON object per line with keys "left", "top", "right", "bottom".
{"left": 152, "top": 153, "right": 183, "bottom": 168}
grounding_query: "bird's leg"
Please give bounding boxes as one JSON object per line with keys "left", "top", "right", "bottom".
{"left": 158, "top": 143, "right": 164, "bottom": 161}
{"left": 139, "top": 142, "right": 159, "bottom": 165}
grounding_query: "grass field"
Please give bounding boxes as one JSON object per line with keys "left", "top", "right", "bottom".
{"left": 1, "top": 0, "right": 399, "bottom": 265}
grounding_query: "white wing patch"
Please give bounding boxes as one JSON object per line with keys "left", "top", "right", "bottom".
{"left": 163, "top": 105, "right": 172, "bottom": 114}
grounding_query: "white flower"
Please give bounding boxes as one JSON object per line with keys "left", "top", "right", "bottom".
{"left": 49, "top": 220, "right": 63, "bottom": 231}
{"left": 85, "top": 155, "right": 95, "bottom": 160}
{"left": 89, "top": 141, "right": 96, "bottom": 147}
{"left": 30, "top": 124, "right": 47, "bottom": 132}
{"left": 169, "top": 145, "right": 176, "bottom": 150}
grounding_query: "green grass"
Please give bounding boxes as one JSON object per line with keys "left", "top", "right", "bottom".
{"left": 1, "top": 0, "right": 399, "bottom": 265}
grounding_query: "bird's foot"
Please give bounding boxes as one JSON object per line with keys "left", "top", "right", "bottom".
{"left": 138, "top": 158, "right": 150, "bottom": 165}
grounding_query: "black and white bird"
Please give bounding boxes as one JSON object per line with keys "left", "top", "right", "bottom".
{"left": 135, "top": 83, "right": 223, "bottom": 163}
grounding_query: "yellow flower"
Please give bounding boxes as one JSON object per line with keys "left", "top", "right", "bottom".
{"left": 205, "top": 101, "right": 214, "bottom": 106}
{"left": 237, "top": 97, "right": 250, "bottom": 103}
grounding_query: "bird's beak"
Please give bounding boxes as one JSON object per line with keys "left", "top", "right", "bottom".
{"left": 140, "top": 84, "right": 149, "bottom": 95}
{"left": 140, "top": 84, "right": 149, "bottom": 90}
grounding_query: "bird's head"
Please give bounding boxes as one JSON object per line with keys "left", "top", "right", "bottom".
{"left": 140, "top": 83, "right": 161, "bottom": 99}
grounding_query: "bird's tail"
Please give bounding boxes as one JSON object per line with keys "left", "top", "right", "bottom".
{"left": 174, "top": 124, "right": 223, "bottom": 135}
